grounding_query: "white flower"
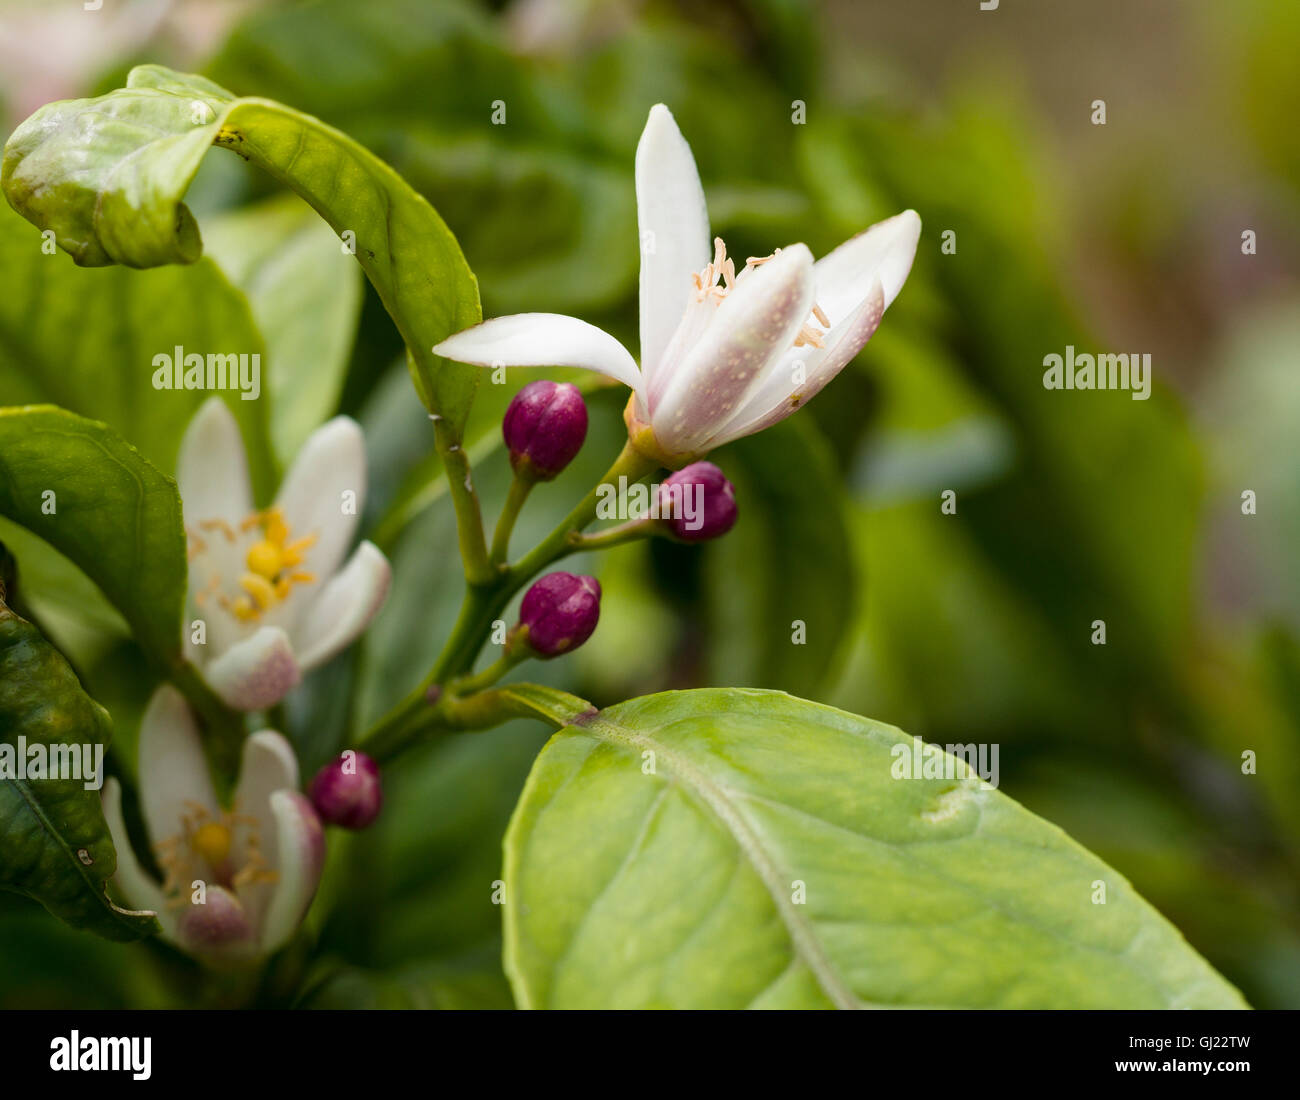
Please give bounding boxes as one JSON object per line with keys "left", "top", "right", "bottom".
{"left": 102, "top": 686, "right": 324, "bottom": 960}
{"left": 433, "top": 104, "right": 921, "bottom": 465}
{"left": 178, "top": 398, "right": 391, "bottom": 710}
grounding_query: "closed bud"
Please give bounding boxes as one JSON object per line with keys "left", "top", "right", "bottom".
{"left": 503, "top": 380, "right": 588, "bottom": 480}
{"left": 658, "top": 461, "right": 737, "bottom": 542}
{"left": 308, "top": 751, "right": 383, "bottom": 829}
{"left": 517, "top": 572, "right": 601, "bottom": 657}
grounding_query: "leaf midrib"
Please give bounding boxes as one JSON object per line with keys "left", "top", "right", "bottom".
{"left": 576, "top": 712, "right": 865, "bottom": 1010}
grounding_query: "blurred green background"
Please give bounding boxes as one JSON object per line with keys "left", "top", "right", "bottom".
{"left": 0, "top": 0, "right": 1297, "bottom": 1009}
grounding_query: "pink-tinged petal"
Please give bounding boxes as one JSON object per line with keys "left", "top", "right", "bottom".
{"left": 650, "top": 244, "right": 815, "bottom": 457}
{"left": 175, "top": 885, "right": 256, "bottom": 958}
{"left": 177, "top": 397, "right": 253, "bottom": 531}
{"left": 204, "top": 626, "right": 301, "bottom": 711}
{"left": 233, "top": 731, "right": 300, "bottom": 844}
{"left": 636, "top": 104, "right": 711, "bottom": 381}
{"left": 291, "top": 541, "right": 391, "bottom": 671}
{"left": 137, "top": 685, "right": 220, "bottom": 851}
{"left": 101, "top": 778, "right": 173, "bottom": 938}
{"left": 434, "top": 313, "right": 644, "bottom": 399}
{"left": 259, "top": 790, "right": 326, "bottom": 954}
{"left": 231, "top": 730, "right": 300, "bottom": 933}
{"left": 814, "top": 209, "right": 921, "bottom": 321}
{"left": 273, "top": 416, "right": 366, "bottom": 583}
{"left": 709, "top": 279, "right": 886, "bottom": 446}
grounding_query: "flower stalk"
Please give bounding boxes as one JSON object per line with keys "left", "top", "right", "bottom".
{"left": 360, "top": 441, "right": 657, "bottom": 761}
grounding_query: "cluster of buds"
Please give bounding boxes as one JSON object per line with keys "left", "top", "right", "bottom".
{"left": 494, "top": 381, "right": 739, "bottom": 665}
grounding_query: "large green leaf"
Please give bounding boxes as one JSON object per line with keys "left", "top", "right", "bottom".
{"left": 0, "top": 589, "right": 158, "bottom": 942}
{"left": 0, "top": 407, "right": 184, "bottom": 666}
{"left": 504, "top": 688, "right": 1247, "bottom": 1008}
{"left": 2, "top": 64, "right": 480, "bottom": 433}
{"left": 0, "top": 201, "right": 274, "bottom": 492}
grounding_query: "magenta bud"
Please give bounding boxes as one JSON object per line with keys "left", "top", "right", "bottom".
{"left": 503, "top": 380, "right": 588, "bottom": 480}
{"left": 518, "top": 572, "right": 601, "bottom": 657}
{"left": 308, "top": 751, "right": 383, "bottom": 829}
{"left": 658, "top": 462, "right": 738, "bottom": 543}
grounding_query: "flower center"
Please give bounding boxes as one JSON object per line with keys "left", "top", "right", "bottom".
{"left": 690, "top": 237, "right": 829, "bottom": 348}
{"left": 187, "top": 507, "right": 318, "bottom": 624}
{"left": 154, "top": 800, "right": 277, "bottom": 907}
{"left": 191, "top": 822, "right": 231, "bottom": 866}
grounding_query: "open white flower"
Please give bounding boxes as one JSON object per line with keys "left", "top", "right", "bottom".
{"left": 434, "top": 104, "right": 921, "bottom": 465}
{"left": 179, "top": 398, "right": 391, "bottom": 710}
{"left": 102, "top": 686, "right": 324, "bottom": 960}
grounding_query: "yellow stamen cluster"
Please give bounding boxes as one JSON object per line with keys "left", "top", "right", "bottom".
{"left": 154, "top": 800, "right": 277, "bottom": 908}
{"left": 187, "top": 507, "right": 318, "bottom": 623}
{"left": 691, "top": 237, "right": 829, "bottom": 348}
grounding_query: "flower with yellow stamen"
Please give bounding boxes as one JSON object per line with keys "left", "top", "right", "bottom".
{"left": 177, "top": 399, "right": 391, "bottom": 711}
{"left": 101, "top": 686, "right": 324, "bottom": 961}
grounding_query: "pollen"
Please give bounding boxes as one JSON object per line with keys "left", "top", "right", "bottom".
{"left": 191, "top": 822, "right": 232, "bottom": 866}
{"left": 203, "top": 507, "right": 318, "bottom": 623}
{"left": 155, "top": 801, "right": 278, "bottom": 905}
{"left": 693, "top": 238, "right": 831, "bottom": 349}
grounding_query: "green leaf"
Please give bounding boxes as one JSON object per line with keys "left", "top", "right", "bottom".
{"left": 2, "top": 64, "right": 481, "bottom": 433}
{"left": 202, "top": 194, "right": 363, "bottom": 466}
{"left": 0, "top": 201, "right": 274, "bottom": 494}
{"left": 504, "top": 688, "right": 1247, "bottom": 1008}
{"left": 0, "top": 589, "right": 158, "bottom": 942}
{"left": 0, "top": 407, "right": 184, "bottom": 666}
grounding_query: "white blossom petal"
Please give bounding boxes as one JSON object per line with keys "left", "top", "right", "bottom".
{"left": 175, "top": 885, "right": 256, "bottom": 958}
{"left": 137, "top": 685, "right": 220, "bottom": 850}
{"left": 177, "top": 397, "right": 252, "bottom": 588}
{"left": 101, "top": 778, "right": 174, "bottom": 939}
{"left": 435, "top": 313, "right": 644, "bottom": 399}
{"left": 177, "top": 397, "right": 253, "bottom": 527}
{"left": 636, "top": 104, "right": 712, "bottom": 382}
{"left": 710, "top": 279, "right": 886, "bottom": 446}
{"left": 814, "top": 209, "right": 921, "bottom": 322}
{"left": 204, "top": 625, "right": 301, "bottom": 711}
{"left": 259, "top": 791, "right": 325, "bottom": 955}
{"left": 231, "top": 730, "right": 300, "bottom": 935}
{"left": 291, "top": 541, "right": 391, "bottom": 671}
{"left": 650, "top": 244, "right": 815, "bottom": 457}
{"left": 273, "top": 416, "right": 366, "bottom": 584}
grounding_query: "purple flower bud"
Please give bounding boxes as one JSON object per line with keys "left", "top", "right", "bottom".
{"left": 308, "top": 751, "right": 383, "bottom": 830}
{"left": 518, "top": 572, "right": 601, "bottom": 657}
{"left": 503, "top": 380, "right": 588, "bottom": 480}
{"left": 658, "top": 462, "right": 738, "bottom": 543}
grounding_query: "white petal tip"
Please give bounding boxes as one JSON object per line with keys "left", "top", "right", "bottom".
{"left": 292, "top": 541, "right": 392, "bottom": 672}
{"left": 205, "top": 626, "right": 301, "bottom": 711}
{"left": 259, "top": 790, "right": 326, "bottom": 954}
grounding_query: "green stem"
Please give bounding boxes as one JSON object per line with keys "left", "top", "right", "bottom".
{"left": 451, "top": 645, "right": 527, "bottom": 697}
{"left": 359, "top": 442, "right": 659, "bottom": 761}
{"left": 433, "top": 417, "right": 494, "bottom": 587}
{"left": 490, "top": 473, "right": 534, "bottom": 566}
{"left": 568, "top": 517, "right": 655, "bottom": 552}
{"left": 505, "top": 441, "right": 658, "bottom": 593}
